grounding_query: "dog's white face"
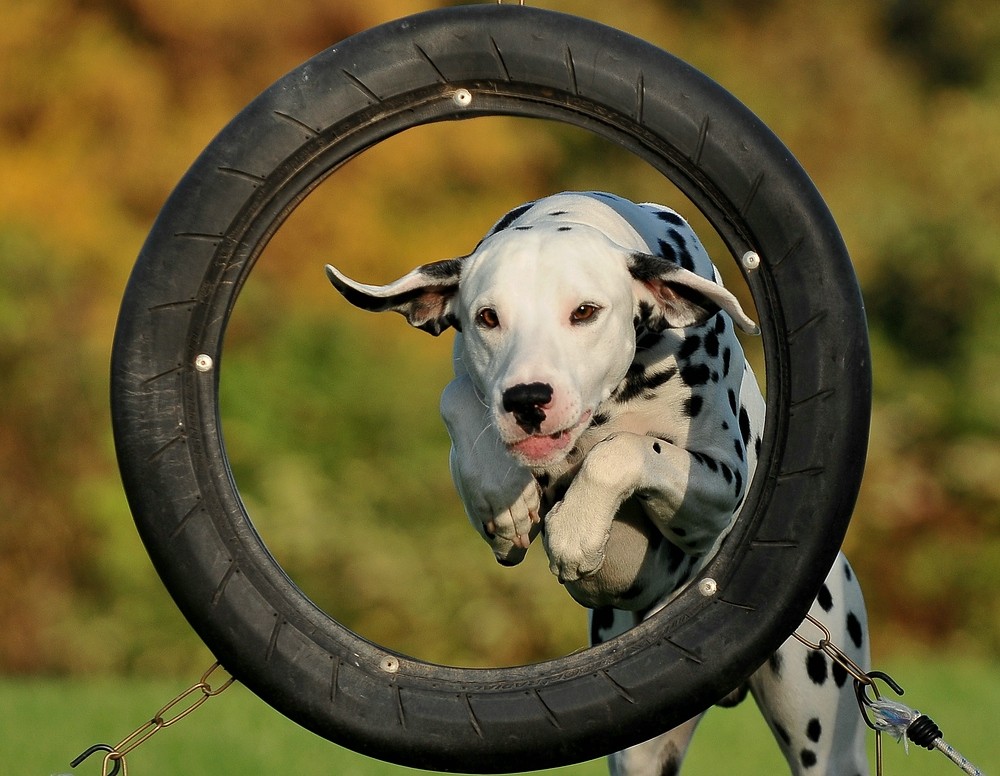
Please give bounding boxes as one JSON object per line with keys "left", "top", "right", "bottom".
{"left": 325, "top": 198, "right": 757, "bottom": 470}
{"left": 454, "top": 224, "right": 638, "bottom": 466}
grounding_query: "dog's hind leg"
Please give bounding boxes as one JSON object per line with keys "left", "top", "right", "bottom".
{"left": 747, "top": 554, "right": 870, "bottom": 775}
{"left": 590, "top": 608, "right": 702, "bottom": 776}
{"left": 608, "top": 717, "right": 703, "bottom": 776}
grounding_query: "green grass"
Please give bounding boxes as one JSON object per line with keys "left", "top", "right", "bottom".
{"left": 4, "top": 654, "right": 995, "bottom": 776}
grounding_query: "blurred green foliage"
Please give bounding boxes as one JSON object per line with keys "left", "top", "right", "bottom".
{"left": 1, "top": 0, "right": 998, "bottom": 676}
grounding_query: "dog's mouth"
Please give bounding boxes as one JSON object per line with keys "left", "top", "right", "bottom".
{"left": 507, "top": 412, "right": 592, "bottom": 466}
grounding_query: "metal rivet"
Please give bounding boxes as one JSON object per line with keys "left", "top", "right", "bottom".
{"left": 697, "top": 577, "right": 718, "bottom": 597}
{"left": 379, "top": 656, "right": 400, "bottom": 674}
{"left": 741, "top": 251, "right": 761, "bottom": 270}
{"left": 452, "top": 89, "right": 472, "bottom": 107}
{"left": 194, "top": 354, "right": 214, "bottom": 372}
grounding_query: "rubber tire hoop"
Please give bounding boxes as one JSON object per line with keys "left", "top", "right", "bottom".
{"left": 111, "top": 6, "right": 871, "bottom": 772}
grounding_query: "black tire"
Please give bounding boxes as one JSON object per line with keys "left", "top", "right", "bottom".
{"left": 110, "top": 5, "right": 870, "bottom": 772}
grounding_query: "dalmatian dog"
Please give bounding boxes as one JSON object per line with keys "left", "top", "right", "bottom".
{"left": 326, "top": 192, "right": 870, "bottom": 775}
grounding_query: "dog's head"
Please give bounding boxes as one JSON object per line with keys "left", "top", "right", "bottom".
{"left": 327, "top": 210, "right": 756, "bottom": 469}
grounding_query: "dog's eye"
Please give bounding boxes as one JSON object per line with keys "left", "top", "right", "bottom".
{"left": 476, "top": 307, "right": 500, "bottom": 329}
{"left": 570, "top": 304, "right": 600, "bottom": 324}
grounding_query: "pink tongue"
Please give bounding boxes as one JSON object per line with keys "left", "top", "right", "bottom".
{"left": 511, "top": 431, "right": 570, "bottom": 461}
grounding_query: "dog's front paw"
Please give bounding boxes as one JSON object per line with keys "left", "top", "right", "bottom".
{"left": 459, "top": 470, "right": 542, "bottom": 566}
{"left": 543, "top": 499, "right": 611, "bottom": 582}
{"left": 481, "top": 482, "right": 542, "bottom": 566}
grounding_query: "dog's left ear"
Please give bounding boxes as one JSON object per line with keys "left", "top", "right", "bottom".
{"left": 325, "top": 259, "right": 463, "bottom": 335}
{"left": 627, "top": 252, "right": 759, "bottom": 335}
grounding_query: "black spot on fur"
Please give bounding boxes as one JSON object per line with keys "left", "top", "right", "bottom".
{"left": 833, "top": 660, "right": 848, "bottom": 688}
{"left": 557, "top": 225, "right": 573, "bottom": 231}
{"left": 844, "top": 562, "right": 853, "bottom": 582}
{"left": 443, "top": 313, "right": 462, "bottom": 333}
{"left": 806, "top": 652, "right": 828, "bottom": 685}
{"left": 661, "top": 755, "right": 680, "bottom": 776}
{"left": 652, "top": 442, "right": 662, "bottom": 454}
{"left": 681, "top": 363, "right": 711, "bottom": 387}
{"left": 636, "top": 327, "right": 664, "bottom": 350}
{"left": 614, "top": 363, "right": 678, "bottom": 403}
{"left": 722, "top": 347, "right": 732, "bottom": 377}
{"left": 683, "top": 394, "right": 704, "bottom": 418}
{"left": 514, "top": 225, "right": 533, "bottom": 231}
{"left": 635, "top": 300, "right": 656, "bottom": 327}
{"left": 691, "top": 451, "right": 719, "bottom": 472}
{"left": 678, "top": 335, "right": 701, "bottom": 360}
{"left": 774, "top": 722, "right": 792, "bottom": 746}
{"left": 548, "top": 210, "right": 567, "bottom": 216}
{"left": 739, "top": 406, "right": 752, "bottom": 446}
{"left": 807, "top": 718, "right": 822, "bottom": 742}
{"left": 657, "top": 238, "right": 678, "bottom": 264}
{"left": 800, "top": 749, "right": 817, "bottom": 769}
{"left": 728, "top": 389, "right": 738, "bottom": 415}
{"left": 628, "top": 251, "right": 674, "bottom": 283}
{"left": 719, "top": 462, "right": 733, "bottom": 484}
{"left": 734, "top": 438, "right": 745, "bottom": 462}
{"left": 817, "top": 584, "right": 834, "bottom": 612}
{"left": 666, "top": 228, "right": 695, "bottom": 271}
{"left": 704, "top": 330, "right": 720, "bottom": 357}
{"left": 488, "top": 202, "right": 534, "bottom": 234}
{"left": 847, "top": 612, "right": 864, "bottom": 649}
{"left": 754, "top": 436, "right": 762, "bottom": 458}
{"left": 769, "top": 650, "right": 783, "bottom": 676}
{"left": 656, "top": 210, "right": 686, "bottom": 227}
{"left": 733, "top": 468, "right": 743, "bottom": 498}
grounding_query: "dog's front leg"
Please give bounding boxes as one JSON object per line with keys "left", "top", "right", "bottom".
{"left": 544, "top": 432, "right": 738, "bottom": 582}
{"left": 440, "top": 374, "right": 542, "bottom": 565}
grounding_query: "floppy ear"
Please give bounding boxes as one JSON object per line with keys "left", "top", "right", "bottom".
{"left": 627, "top": 252, "right": 759, "bottom": 335}
{"left": 325, "top": 258, "right": 464, "bottom": 336}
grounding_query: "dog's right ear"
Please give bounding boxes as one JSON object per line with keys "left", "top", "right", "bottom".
{"left": 627, "top": 252, "right": 759, "bottom": 335}
{"left": 324, "top": 259, "right": 464, "bottom": 336}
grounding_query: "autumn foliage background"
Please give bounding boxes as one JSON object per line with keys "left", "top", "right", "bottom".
{"left": 1, "top": 0, "right": 999, "bottom": 677}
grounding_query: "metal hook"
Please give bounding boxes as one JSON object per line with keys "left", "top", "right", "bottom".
{"left": 867, "top": 670, "right": 906, "bottom": 696}
{"left": 854, "top": 670, "right": 906, "bottom": 731}
{"left": 70, "top": 744, "right": 122, "bottom": 776}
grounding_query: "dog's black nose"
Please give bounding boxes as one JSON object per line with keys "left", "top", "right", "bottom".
{"left": 502, "top": 382, "right": 553, "bottom": 434}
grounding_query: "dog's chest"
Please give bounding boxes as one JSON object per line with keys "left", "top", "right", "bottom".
{"left": 535, "top": 316, "right": 747, "bottom": 510}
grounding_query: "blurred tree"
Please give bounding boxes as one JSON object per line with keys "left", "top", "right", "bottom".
{"left": 881, "top": 0, "right": 1000, "bottom": 90}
